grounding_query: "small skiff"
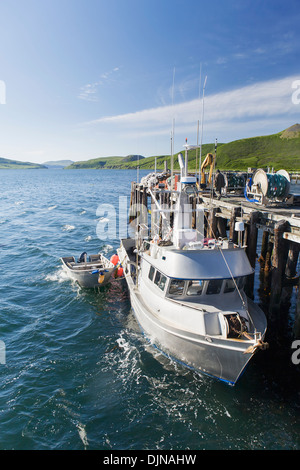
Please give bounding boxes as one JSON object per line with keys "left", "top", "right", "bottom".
{"left": 61, "top": 252, "right": 116, "bottom": 288}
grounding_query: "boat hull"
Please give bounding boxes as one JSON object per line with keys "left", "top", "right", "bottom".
{"left": 117, "top": 238, "right": 267, "bottom": 385}
{"left": 63, "top": 268, "right": 114, "bottom": 288}
{"left": 61, "top": 255, "right": 115, "bottom": 288}
{"left": 129, "top": 286, "right": 262, "bottom": 385}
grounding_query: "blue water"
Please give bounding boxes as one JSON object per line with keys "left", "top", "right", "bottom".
{"left": 0, "top": 169, "right": 299, "bottom": 450}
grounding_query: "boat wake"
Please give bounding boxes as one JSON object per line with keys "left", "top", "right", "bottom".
{"left": 61, "top": 224, "right": 75, "bottom": 232}
{"left": 45, "top": 268, "right": 70, "bottom": 284}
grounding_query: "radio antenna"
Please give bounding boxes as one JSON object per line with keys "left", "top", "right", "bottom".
{"left": 195, "top": 63, "right": 202, "bottom": 178}
{"left": 199, "top": 75, "right": 207, "bottom": 181}
{"left": 171, "top": 67, "right": 176, "bottom": 191}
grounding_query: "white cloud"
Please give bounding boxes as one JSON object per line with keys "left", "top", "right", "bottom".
{"left": 78, "top": 83, "right": 99, "bottom": 102}
{"left": 78, "top": 67, "right": 121, "bottom": 102}
{"left": 216, "top": 57, "right": 228, "bottom": 65}
{"left": 84, "top": 75, "right": 300, "bottom": 137}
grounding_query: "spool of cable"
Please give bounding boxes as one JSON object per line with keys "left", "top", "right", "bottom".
{"left": 253, "top": 169, "right": 290, "bottom": 200}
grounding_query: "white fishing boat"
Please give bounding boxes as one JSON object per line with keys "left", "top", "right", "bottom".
{"left": 118, "top": 146, "right": 268, "bottom": 385}
{"left": 61, "top": 252, "right": 116, "bottom": 288}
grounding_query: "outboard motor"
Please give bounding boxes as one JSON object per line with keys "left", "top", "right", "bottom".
{"left": 78, "top": 252, "right": 87, "bottom": 263}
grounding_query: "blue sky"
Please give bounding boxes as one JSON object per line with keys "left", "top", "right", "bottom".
{"left": 0, "top": 0, "right": 299, "bottom": 163}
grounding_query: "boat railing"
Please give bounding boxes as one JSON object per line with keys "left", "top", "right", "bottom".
{"left": 69, "top": 263, "right": 106, "bottom": 270}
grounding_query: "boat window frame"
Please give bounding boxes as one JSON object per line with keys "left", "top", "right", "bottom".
{"left": 148, "top": 265, "right": 155, "bottom": 281}
{"left": 165, "top": 275, "right": 248, "bottom": 299}
{"left": 186, "top": 279, "right": 204, "bottom": 296}
{"left": 223, "top": 278, "right": 236, "bottom": 294}
{"left": 147, "top": 264, "right": 168, "bottom": 293}
{"left": 154, "top": 270, "right": 167, "bottom": 292}
{"left": 168, "top": 279, "right": 185, "bottom": 296}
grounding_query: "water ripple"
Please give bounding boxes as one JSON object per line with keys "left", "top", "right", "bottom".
{"left": 0, "top": 169, "right": 299, "bottom": 450}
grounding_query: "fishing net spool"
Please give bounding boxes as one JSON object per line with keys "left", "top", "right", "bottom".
{"left": 247, "top": 169, "right": 291, "bottom": 204}
{"left": 224, "top": 172, "right": 246, "bottom": 195}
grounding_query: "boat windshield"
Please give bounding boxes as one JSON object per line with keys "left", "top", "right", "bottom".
{"left": 186, "top": 280, "right": 204, "bottom": 296}
{"left": 169, "top": 279, "right": 185, "bottom": 295}
{"left": 206, "top": 279, "right": 223, "bottom": 295}
{"left": 167, "top": 276, "right": 247, "bottom": 297}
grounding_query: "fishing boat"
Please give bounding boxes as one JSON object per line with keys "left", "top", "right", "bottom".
{"left": 61, "top": 252, "right": 116, "bottom": 288}
{"left": 118, "top": 146, "right": 268, "bottom": 385}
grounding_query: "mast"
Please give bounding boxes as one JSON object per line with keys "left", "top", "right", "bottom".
{"left": 199, "top": 75, "right": 207, "bottom": 182}
{"left": 195, "top": 63, "right": 202, "bottom": 178}
{"left": 171, "top": 67, "right": 176, "bottom": 191}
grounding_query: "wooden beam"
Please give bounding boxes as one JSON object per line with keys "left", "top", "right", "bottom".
{"left": 245, "top": 211, "right": 259, "bottom": 298}
{"left": 269, "top": 220, "right": 290, "bottom": 314}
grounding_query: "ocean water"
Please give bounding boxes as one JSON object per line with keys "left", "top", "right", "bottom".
{"left": 0, "top": 168, "right": 299, "bottom": 451}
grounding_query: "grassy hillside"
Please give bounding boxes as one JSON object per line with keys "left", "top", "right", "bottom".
{"left": 66, "top": 144, "right": 217, "bottom": 171}
{"left": 67, "top": 154, "right": 144, "bottom": 169}
{"left": 66, "top": 124, "right": 300, "bottom": 172}
{"left": 215, "top": 126, "right": 300, "bottom": 171}
{"left": 125, "top": 143, "right": 219, "bottom": 171}
{"left": 132, "top": 125, "right": 300, "bottom": 172}
{"left": 0, "top": 157, "right": 47, "bottom": 169}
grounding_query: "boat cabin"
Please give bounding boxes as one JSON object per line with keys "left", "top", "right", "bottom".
{"left": 147, "top": 262, "right": 247, "bottom": 300}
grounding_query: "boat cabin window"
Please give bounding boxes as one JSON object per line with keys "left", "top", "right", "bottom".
{"left": 143, "top": 240, "right": 151, "bottom": 251}
{"left": 236, "top": 276, "right": 247, "bottom": 289}
{"left": 206, "top": 279, "right": 223, "bottom": 295}
{"left": 154, "top": 270, "right": 167, "bottom": 291}
{"left": 186, "top": 280, "right": 204, "bottom": 296}
{"left": 169, "top": 279, "right": 185, "bottom": 296}
{"left": 165, "top": 275, "right": 248, "bottom": 299}
{"left": 223, "top": 278, "right": 236, "bottom": 293}
{"left": 148, "top": 265, "right": 155, "bottom": 281}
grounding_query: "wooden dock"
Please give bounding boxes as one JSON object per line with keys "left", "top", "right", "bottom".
{"left": 129, "top": 181, "right": 300, "bottom": 339}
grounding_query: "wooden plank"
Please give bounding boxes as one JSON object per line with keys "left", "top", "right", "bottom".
{"left": 283, "top": 232, "right": 300, "bottom": 244}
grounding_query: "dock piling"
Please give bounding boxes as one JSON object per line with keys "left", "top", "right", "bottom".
{"left": 269, "top": 220, "right": 289, "bottom": 314}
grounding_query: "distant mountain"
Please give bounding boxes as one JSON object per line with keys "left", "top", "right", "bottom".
{"left": 43, "top": 160, "right": 74, "bottom": 169}
{"left": 66, "top": 155, "right": 144, "bottom": 169}
{"left": 0, "top": 157, "right": 47, "bottom": 169}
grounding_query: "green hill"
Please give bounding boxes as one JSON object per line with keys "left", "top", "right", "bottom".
{"left": 138, "top": 125, "right": 300, "bottom": 172}
{"left": 0, "top": 157, "right": 47, "bottom": 169}
{"left": 67, "top": 124, "right": 300, "bottom": 172}
{"left": 67, "top": 154, "right": 144, "bottom": 169}
{"left": 214, "top": 124, "right": 300, "bottom": 171}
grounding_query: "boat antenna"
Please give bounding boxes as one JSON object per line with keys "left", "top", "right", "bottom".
{"left": 171, "top": 67, "right": 176, "bottom": 191}
{"left": 195, "top": 63, "right": 202, "bottom": 178}
{"left": 210, "top": 137, "right": 217, "bottom": 202}
{"left": 199, "top": 75, "right": 207, "bottom": 182}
